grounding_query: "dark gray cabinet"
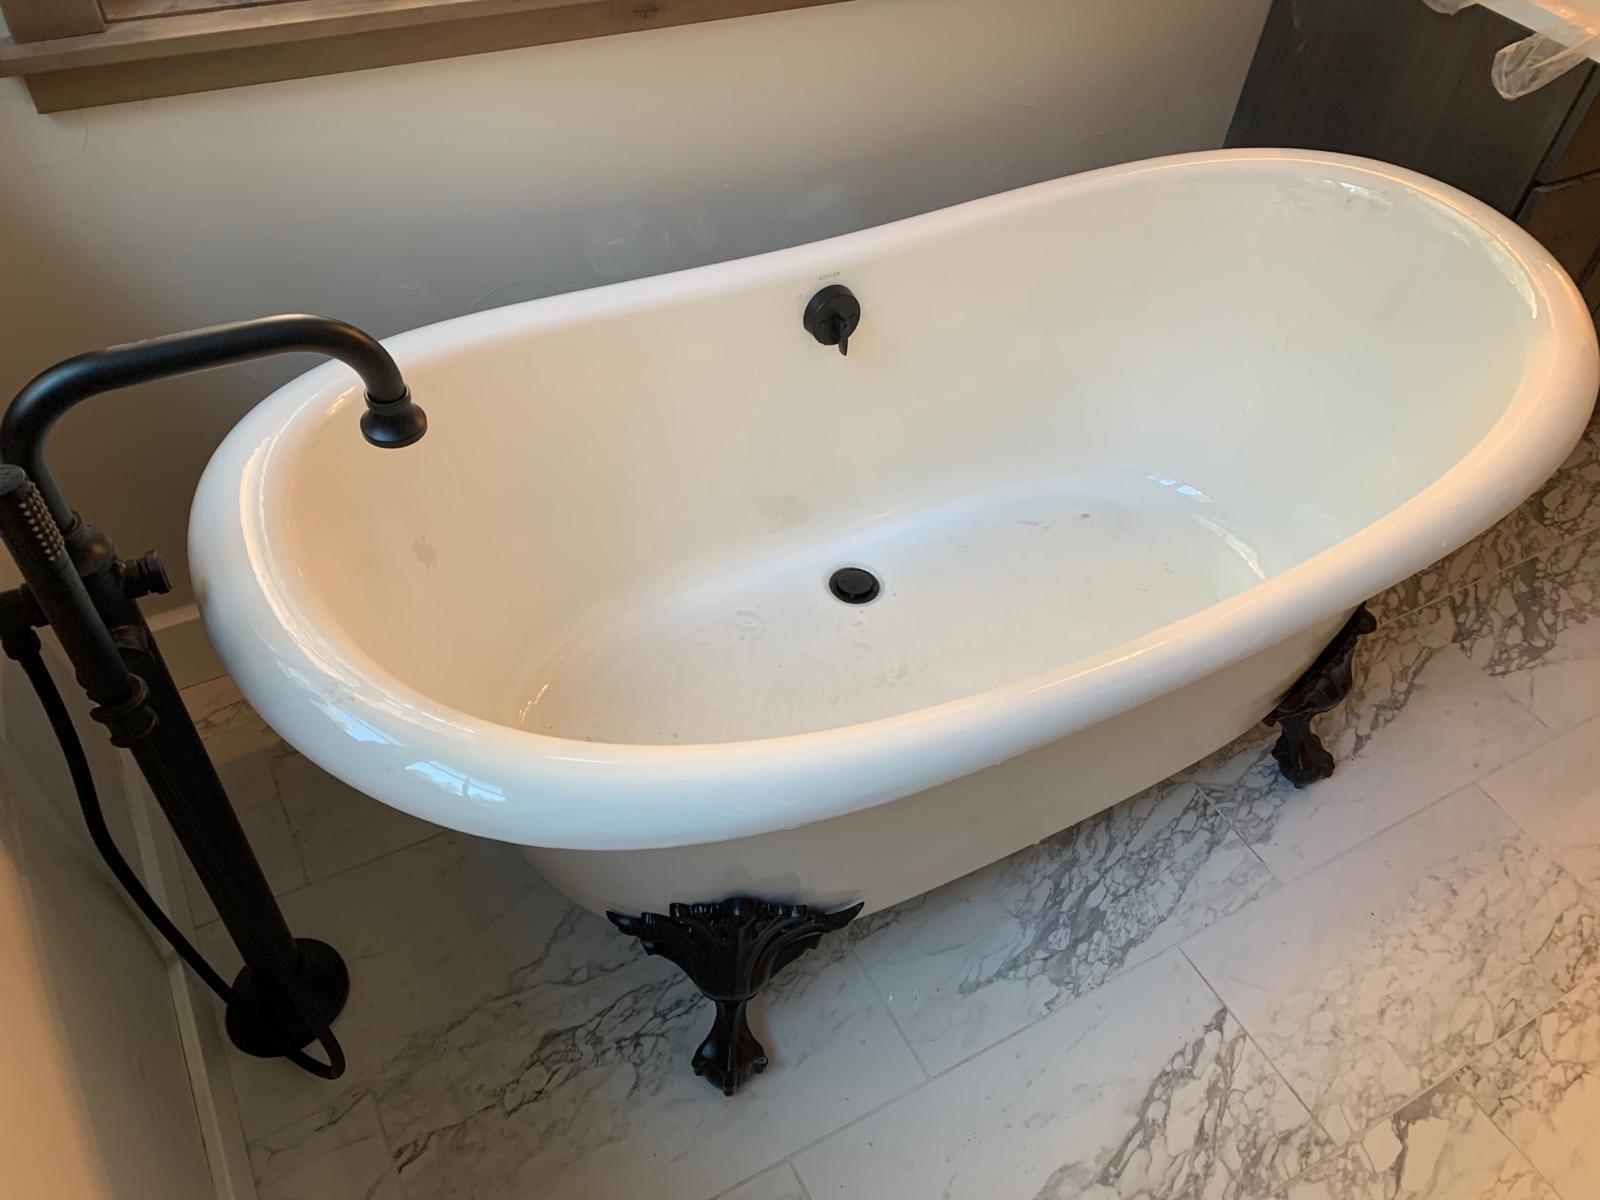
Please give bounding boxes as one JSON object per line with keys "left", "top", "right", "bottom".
{"left": 1229, "top": 0, "right": 1600, "bottom": 314}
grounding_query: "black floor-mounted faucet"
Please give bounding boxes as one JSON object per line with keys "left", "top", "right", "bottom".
{"left": 0, "top": 314, "right": 425, "bottom": 1080}
{"left": 3, "top": 313, "right": 426, "bottom": 535}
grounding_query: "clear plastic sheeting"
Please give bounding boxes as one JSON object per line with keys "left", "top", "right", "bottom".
{"left": 1425, "top": 1, "right": 1600, "bottom": 98}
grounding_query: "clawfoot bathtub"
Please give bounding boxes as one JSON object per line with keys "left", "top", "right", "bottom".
{"left": 191, "top": 149, "right": 1599, "bottom": 1093}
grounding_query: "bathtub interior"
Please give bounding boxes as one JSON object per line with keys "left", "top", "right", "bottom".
{"left": 273, "top": 160, "right": 1541, "bottom": 744}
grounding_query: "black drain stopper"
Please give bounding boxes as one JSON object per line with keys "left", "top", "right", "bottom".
{"left": 829, "top": 566, "right": 881, "bottom": 605}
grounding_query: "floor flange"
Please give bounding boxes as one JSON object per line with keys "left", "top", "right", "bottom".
{"left": 225, "top": 937, "right": 350, "bottom": 1059}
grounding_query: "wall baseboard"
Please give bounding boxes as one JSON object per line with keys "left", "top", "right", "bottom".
{"left": 147, "top": 603, "right": 225, "bottom": 692}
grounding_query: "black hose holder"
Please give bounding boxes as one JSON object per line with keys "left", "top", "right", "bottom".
{"left": 0, "top": 465, "right": 150, "bottom": 739}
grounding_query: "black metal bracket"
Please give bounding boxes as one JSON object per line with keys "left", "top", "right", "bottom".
{"left": 1263, "top": 604, "right": 1378, "bottom": 787}
{"left": 608, "top": 895, "right": 864, "bottom": 1096}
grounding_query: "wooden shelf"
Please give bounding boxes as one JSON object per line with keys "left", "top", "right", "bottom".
{"left": 0, "top": 0, "right": 851, "bottom": 111}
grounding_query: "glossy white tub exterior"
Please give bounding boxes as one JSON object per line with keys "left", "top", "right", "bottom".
{"left": 191, "top": 149, "right": 1598, "bottom": 916}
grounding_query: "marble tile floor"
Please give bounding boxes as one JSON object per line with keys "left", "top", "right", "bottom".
{"left": 179, "top": 424, "right": 1600, "bottom": 1200}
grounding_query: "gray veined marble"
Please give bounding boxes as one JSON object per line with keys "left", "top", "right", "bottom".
{"left": 793, "top": 951, "right": 1332, "bottom": 1200}
{"left": 1481, "top": 712, "right": 1600, "bottom": 892}
{"left": 182, "top": 675, "right": 282, "bottom": 762}
{"left": 378, "top": 909, "right": 703, "bottom": 1194}
{"left": 1456, "top": 974, "right": 1600, "bottom": 1199}
{"left": 1272, "top": 1079, "right": 1556, "bottom": 1200}
{"left": 1367, "top": 410, "right": 1600, "bottom": 625}
{"left": 1369, "top": 502, "right": 1554, "bottom": 626}
{"left": 1029, "top": 1004, "right": 1325, "bottom": 1200}
{"left": 200, "top": 826, "right": 920, "bottom": 1200}
{"left": 374, "top": 890, "right": 921, "bottom": 1200}
{"left": 1193, "top": 601, "right": 1549, "bottom": 880}
{"left": 201, "top": 831, "right": 568, "bottom": 1142}
{"left": 1186, "top": 786, "right": 1600, "bottom": 1145}
{"left": 1446, "top": 525, "right": 1600, "bottom": 733}
{"left": 851, "top": 777, "right": 1276, "bottom": 1074}
{"left": 248, "top": 1093, "right": 403, "bottom": 1200}
{"left": 269, "top": 743, "right": 439, "bottom": 883}
{"left": 1530, "top": 419, "right": 1600, "bottom": 544}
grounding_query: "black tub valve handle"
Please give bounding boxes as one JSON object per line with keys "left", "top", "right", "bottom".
{"left": 804, "top": 284, "right": 861, "bottom": 356}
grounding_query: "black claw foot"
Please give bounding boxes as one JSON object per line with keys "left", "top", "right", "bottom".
{"left": 1264, "top": 605, "right": 1377, "bottom": 789}
{"left": 1269, "top": 714, "right": 1338, "bottom": 786}
{"left": 607, "top": 896, "right": 863, "bottom": 1097}
{"left": 694, "top": 998, "right": 767, "bottom": 1095}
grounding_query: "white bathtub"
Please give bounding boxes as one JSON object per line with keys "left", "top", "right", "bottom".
{"left": 191, "top": 149, "right": 1597, "bottom": 919}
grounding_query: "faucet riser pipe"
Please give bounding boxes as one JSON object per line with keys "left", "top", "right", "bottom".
{"left": 79, "top": 533, "right": 349, "bottom": 1057}
{"left": 0, "top": 465, "right": 346, "bottom": 1060}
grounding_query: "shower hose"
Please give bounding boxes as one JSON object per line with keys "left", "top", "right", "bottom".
{"left": 1, "top": 621, "right": 345, "bottom": 1080}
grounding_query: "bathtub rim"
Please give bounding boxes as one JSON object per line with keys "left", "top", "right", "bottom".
{"left": 189, "top": 147, "right": 1600, "bottom": 852}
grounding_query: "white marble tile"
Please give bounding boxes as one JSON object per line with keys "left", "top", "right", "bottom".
{"left": 1365, "top": 426, "right": 1600, "bottom": 628}
{"left": 720, "top": 1163, "right": 809, "bottom": 1200}
{"left": 1272, "top": 1079, "right": 1557, "bottom": 1200}
{"left": 1200, "top": 604, "right": 1552, "bottom": 880}
{"left": 204, "top": 822, "right": 920, "bottom": 1200}
{"left": 269, "top": 748, "right": 438, "bottom": 884}
{"left": 1480, "top": 714, "right": 1600, "bottom": 891}
{"left": 1530, "top": 422, "right": 1600, "bottom": 545}
{"left": 1185, "top": 785, "right": 1600, "bottom": 1145}
{"left": 1370, "top": 503, "right": 1553, "bottom": 625}
{"left": 1448, "top": 528, "right": 1600, "bottom": 735}
{"left": 179, "top": 673, "right": 242, "bottom": 722}
{"left": 852, "top": 777, "right": 1276, "bottom": 1073}
{"left": 1178, "top": 721, "right": 1277, "bottom": 790}
{"left": 1456, "top": 975, "right": 1600, "bottom": 1200}
{"left": 185, "top": 678, "right": 438, "bottom": 888}
{"left": 184, "top": 748, "right": 307, "bottom": 927}
{"left": 1370, "top": 422, "right": 1600, "bottom": 633}
{"left": 793, "top": 951, "right": 1332, "bottom": 1200}
{"left": 379, "top": 906, "right": 922, "bottom": 1200}
{"left": 247, "top": 1094, "right": 402, "bottom": 1200}
{"left": 182, "top": 675, "right": 280, "bottom": 763}
{"left": 198, "top": 830, "right": 558, "bottom": 1142}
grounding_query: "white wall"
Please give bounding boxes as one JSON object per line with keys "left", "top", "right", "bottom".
{"left": 0, "top": 650, "right": 214, "bottom": 1199}
{"left": 0, "top": 0, "right": 1271, "bottom": 607}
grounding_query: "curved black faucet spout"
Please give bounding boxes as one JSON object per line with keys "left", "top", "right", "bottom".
{"left": 1, "top": 314, "right": 426, "bottom": 534}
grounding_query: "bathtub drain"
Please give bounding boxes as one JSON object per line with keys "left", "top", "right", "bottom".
{"left": 829, "top": 567, "right": 880, "bottom": 605}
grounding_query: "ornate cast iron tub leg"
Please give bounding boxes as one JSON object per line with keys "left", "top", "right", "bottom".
{"left": 1263, "top": 603, "right": 1378, "bottom": 788}
{"left": 607, "top": 896, "right": 864, "bottom": 1097}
